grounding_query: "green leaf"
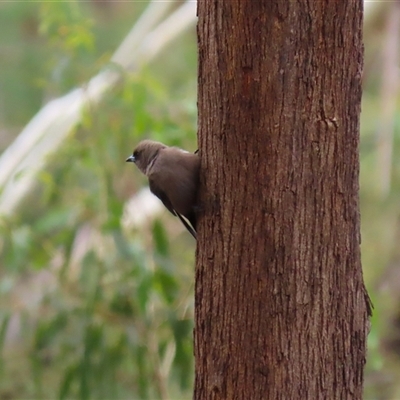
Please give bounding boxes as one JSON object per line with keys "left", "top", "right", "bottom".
{"left": 0, "top": 313, "right": 10, "bottom": 357}
{"left": 152, "top": 219, "right": 170, "bottom": 257}
{"left": 59, "top": 364, "right": 78, "bottom": 400}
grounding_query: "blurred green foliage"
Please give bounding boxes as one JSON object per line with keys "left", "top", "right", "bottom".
{"left": 0, "top": 1, "right": 196, "bottom": 399}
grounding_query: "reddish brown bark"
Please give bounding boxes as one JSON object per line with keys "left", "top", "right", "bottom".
{"left": 195, "top": 1, "right": 371, "bottom": 399}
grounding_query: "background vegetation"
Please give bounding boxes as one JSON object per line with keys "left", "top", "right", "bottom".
{"left": 0, "top": 1, "right": 398, "bottom": 399}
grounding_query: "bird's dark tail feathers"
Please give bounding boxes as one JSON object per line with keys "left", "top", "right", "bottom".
{"left": 176, "top": 213, "right": 197, "bottom": 240}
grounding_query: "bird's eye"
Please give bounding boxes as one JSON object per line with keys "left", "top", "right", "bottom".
{"left": 133, "top": 150, "right": 139, "bottom": 158}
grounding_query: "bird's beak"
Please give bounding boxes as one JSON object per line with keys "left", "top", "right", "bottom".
{"left": 126, "top": 155, "right": 135, "bottom": 163}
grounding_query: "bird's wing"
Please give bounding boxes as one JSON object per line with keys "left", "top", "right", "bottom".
{"left": 149, "top": 178, "right": 197, "bottom": 239}
{"left": 149, "top": 178, "right": 177, "bottom": 216}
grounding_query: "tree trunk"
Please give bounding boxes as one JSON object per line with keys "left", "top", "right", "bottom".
{"left": 195, "top": 1, "right": 371, "bottom": 399}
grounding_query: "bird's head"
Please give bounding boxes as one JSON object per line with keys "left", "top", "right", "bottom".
{"left": 126, "top": 140, "right": 166, "bottom": 175}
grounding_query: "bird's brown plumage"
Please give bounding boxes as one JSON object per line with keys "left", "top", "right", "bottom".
{"left": 126, "top": 140, "right": 200, "bottom": 238}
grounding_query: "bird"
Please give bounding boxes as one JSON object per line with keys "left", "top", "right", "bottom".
{"left": 126, "top": 140, "right": 200, "bottom": 239}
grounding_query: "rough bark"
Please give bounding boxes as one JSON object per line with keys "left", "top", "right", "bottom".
{"left": 195, "top": 1, "right": 371, "bottom": 399}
